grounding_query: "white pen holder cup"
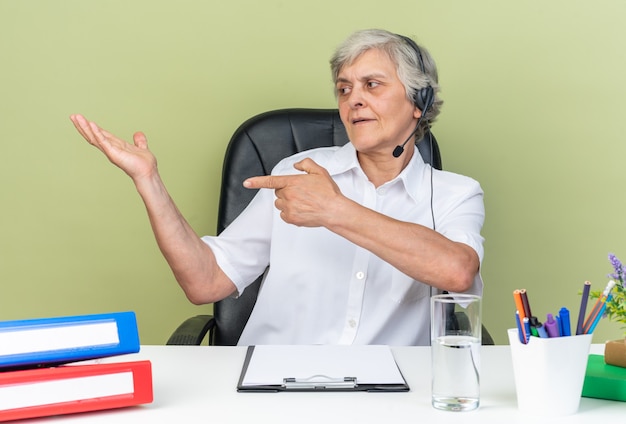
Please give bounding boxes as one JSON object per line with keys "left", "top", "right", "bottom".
{"left": 507, "top": 329, "right": 592, "bottom": 417}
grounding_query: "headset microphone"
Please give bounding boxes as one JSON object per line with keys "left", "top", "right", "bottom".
{"left": 392, "top": 116, "right": 425, "bottom": 158}
{"left": 391, "top": 144, "right": 407, "bottom": 159}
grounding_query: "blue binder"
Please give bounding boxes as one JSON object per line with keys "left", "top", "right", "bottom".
{"left": 0, "top": 311, "right": 140, "bottom": 369}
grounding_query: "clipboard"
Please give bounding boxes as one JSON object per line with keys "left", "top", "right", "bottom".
{"left": 237, "top": 345, "right": 409, "bottom": 392}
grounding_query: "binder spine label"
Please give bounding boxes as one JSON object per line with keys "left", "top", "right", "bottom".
{"left": 0, "top": 371, "right": 134, "bottom": 411}
{"left": 0, "top": 321, "right": 120, "bottom": 356}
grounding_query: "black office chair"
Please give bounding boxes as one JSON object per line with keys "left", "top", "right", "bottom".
{"left": 166, "top": 108, "right": 493, "bottom": 346}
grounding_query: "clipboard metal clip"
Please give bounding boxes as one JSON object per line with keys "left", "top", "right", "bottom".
{"left": 282, "top": 375, "right": 357, "bottom": 390}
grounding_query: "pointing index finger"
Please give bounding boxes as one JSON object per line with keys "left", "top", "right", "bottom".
{"left": 243, "top": 175, "right": 291, "bottom": 190}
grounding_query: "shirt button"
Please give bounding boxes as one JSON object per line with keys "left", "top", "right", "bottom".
{"left": 378, "top": 187, "right": 387, "bottom": 195}
{"left": 356, "top": 271, "right": 365, "bottom": 280}
{"left": 348, "top": 319, "right": 357, "bottom": 328}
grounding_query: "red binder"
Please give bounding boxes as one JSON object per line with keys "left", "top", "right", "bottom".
{"left": 0, "top": 360, "right": 153, "bottom": 422}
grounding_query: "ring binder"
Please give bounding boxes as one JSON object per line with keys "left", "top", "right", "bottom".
{"left": 283, "top": 376, "right": 357, "bottom": 390}
{"left": 0, "top": 311, "right": 140, "bottom": 369}
{"left": 0, "top": 360, "right": 153, "bottom": 422}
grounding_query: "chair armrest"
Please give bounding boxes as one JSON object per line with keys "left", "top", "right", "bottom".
{"left": 453, "top": 311, "right": 495, "bottom": 346}
{"left": 166, "top": 315, "right": 216, "bottom": 345}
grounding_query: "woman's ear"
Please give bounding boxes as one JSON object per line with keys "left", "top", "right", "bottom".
{"left": 413, "top": 106, "right": 423, "bottom": 120}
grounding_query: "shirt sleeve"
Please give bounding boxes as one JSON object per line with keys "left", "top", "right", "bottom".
{"left": 201, "top": 188, "right": 275, "bottom": 296}
{"left": 432, "top": 172, "right": 485, "bottom": 295}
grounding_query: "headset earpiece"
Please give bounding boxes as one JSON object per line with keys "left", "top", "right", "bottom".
{"left": 415, "top": 85, "right": 434, "bottom": 115}
{"left": 398, "top": 35, "right": 434, "bottom": 114}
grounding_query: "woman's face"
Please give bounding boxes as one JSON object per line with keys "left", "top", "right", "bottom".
{"left": 335, "top": 48, "right": 421, "bottom": 155}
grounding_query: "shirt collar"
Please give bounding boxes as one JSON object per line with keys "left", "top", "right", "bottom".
{"left": 326, "top": 143, "right": 361, "bottom": 176}
{"left": 326, "top": 143, "right": 429, "bottom": 204}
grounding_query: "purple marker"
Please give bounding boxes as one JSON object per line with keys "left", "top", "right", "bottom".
{"left": 545, "top": 313, "right": 560, "bottom": 337}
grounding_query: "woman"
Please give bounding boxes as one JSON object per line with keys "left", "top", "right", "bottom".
{"left": 70, "top": 29, "right": 484, "bottom": 345}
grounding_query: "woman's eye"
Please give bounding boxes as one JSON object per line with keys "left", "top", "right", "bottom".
{"left": 337, "top": 87, "right": 351, "bottom": 95}
{"left": 367, "top": 81, "right": 380, "bottom": 88}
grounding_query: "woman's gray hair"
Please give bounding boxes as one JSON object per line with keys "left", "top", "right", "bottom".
{"left": 330, "top": 29, "right": 442, "bottom": 139}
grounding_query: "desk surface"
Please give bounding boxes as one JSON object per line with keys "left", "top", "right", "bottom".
{"left": 25, "top": 344, "right": 621, "bottom": 424}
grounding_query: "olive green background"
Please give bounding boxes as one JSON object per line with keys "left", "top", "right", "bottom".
{"left": 1, "top": 0, "right": 625, "bottom": 345}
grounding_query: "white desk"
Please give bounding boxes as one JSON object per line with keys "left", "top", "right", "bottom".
{"left": 33, "top": 345, "right": 621, "bottom": 424}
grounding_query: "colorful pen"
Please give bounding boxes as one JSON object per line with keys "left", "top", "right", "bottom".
{"left": 523, "top": 317, "right": 531, "bottom": 343}
{"left": 536, "top": 324, "right": 548, "bottom": 338}
{"left": 583, "top": 280, "right": 616, "bottom": 334}
{"left": 576, "top": 281, "right": 591, "bottom": 335}
{"left": 586, "top": 294, "right": 613, "bottom": 334}
{"left": 513, "top": 290, "right": 528, "bottom": 342}
{"left": 559, "top": 307, "right": 571, "bottom": 336}
{"left": 515, "top": 311, "right": 526, "bottom": 344}
{"left": 520, "top": 289, "right": 533, "bottom": 319}
{"left": 529, "top": 316, "right": 541, "bottom": 338}
{"left": 545, "top": 313, "right": 559, "bottom": 337}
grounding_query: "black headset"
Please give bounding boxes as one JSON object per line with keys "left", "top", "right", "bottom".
{"left": 398, "top": 35, "right": 434, "bottom": 114}
{"left": 394, "top": 34, "right": 437, "bottom": 233}
{"left": 392, "top": 35, "right": 435, "bottom": 159}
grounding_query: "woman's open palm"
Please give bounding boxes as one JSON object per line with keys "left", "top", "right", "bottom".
{"left": 70, "top": 114, "right": 157, "bottom": 182}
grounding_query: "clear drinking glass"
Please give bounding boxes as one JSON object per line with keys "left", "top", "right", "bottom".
{"left": 430, "top": 294, "right": 481, "bottom": 412}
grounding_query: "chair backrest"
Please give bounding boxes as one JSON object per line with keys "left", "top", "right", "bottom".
{"left": 211, "top": 108, "right": 442, "bottom": 345}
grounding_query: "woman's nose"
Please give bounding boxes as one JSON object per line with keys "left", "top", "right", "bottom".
{"left": 348, "top": 89, "right": 365, "bottom": 109}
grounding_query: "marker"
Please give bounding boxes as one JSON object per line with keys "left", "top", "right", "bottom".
{"left": 530, "top": 325, "right": 539, "bottom": 337}
{"left": 515, "top": 311, "right": 526, "bottom": 344}
{"left": 587, "top": 294, "right": 613, "bottom": 334}
{"left": 523, "top": 317, "right": 531, "bottom": 343}
{"left": 576, "top": 281, "right": 591, "bottom": 335}
{"left": 520, "top": 289, "right": 533, "bottom": 319}
{"left": 513, "top": 290, "right": 528, "bottom": 342}
{"left": 559, "top": 307, "right": 571, "bottom": 336}
{"left": 545, "top": 313, "right": 559, "bottom": 337}
{"left": 536, "top": 324, "right": 548, "bottom": 338}
{"left": 583, "top": 280, "right": 616, "bottom": 333}
{"left": 529, "top": 316, "right": 541, "bottom": 338}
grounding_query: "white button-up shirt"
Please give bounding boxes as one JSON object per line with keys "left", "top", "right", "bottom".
{"left": 202, "top": 143, "right": 484, "bottom": 346}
